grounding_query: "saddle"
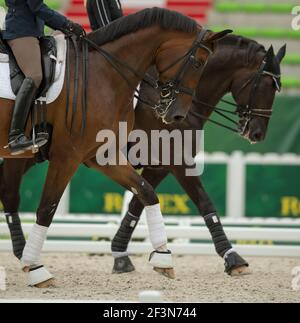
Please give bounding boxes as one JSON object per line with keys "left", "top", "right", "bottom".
{"left": 0, "top": 36, "right": 57, "bottom": 98}
{"left": 0, "top": 33, "right": 82, "bottom": 161}
{"left": 0, "top": 36, "right": 58, "bottom": 160}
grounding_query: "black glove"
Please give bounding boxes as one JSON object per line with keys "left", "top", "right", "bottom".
{"left": 62, "top": 20, "right": 86, "bottom": 39}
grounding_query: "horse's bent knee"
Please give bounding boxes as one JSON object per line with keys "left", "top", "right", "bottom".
{"left": 36, "top": 203, "right": 58, "bottom": 227}
{"left": 133, "top": 180, "right": 158, "bottom": 206}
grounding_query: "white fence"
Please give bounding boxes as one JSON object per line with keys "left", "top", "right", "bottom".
{"left": 1, "top": 221, "right": 300, "bottom": 241}
{"left": 199, "top": 152, "right": 300, "bottom": 219}
{"left": 0, "top": 214, "right": 300, "bottom": 257}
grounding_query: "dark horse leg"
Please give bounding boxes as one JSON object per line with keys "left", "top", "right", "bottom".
{"left": 111, "top": 167, "right": 169, "bottom": 273}
{"left": 0, "top": 159, "right": 36, "bottom": 259}
{"left": 113, "top": 166, "right": 249, "bottom": 276}
{"left": 85, "top": 159, "right": 174, "bottom": 279}
{"left": 172, "top": 167, "right": 249, "bottom": 276}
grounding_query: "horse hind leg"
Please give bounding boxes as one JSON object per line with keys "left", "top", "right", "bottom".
{"left": 1, "top": 159, "right": 35, "bottom": 260}
{"left": 5, "top": 213, "right": 26, "bottom": 260}
{"left": 0, "top": 161, "right": 25, "bottom": 260}
{"left": 86, "top": 160, "right": 175, "bottom": 279}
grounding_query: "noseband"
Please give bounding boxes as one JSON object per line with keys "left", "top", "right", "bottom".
{"left": 234, "top": 59, "right": 281, "bottom": 135}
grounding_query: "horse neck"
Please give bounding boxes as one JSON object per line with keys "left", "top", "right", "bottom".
{"left": 101, "top": 27, "right": 196, "bottom": 88}
{"left": 187, "top": 65, "right": 235, "bottom": 129}
{"left": 102, "top": 27, "right": 164, "bottom": 86}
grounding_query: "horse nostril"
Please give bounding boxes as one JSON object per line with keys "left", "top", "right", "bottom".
{"left": 252, "top": 129, "right": 263, "bottom": 141}
{"left": 173, "top": 115, "right": 185, "bottom": 122}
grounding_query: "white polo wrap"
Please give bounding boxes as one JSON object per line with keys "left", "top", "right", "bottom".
{"left": 145, "top": 203, "right": 167, "bottom": 249}
{"left": 21, "top": 223, "right": 48, "bottom": 267}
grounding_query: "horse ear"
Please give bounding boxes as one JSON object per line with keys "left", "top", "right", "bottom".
{"left": 266, "top": 45, "right": 275, "bottom": 59}
{"left": 276, "top": 44, "right": 287, "bottom": 63}
{"left": 207, "top": 29, "right": 233, "bottom": 42}
{"left": 264, "top": 45, "right": 275, "bottom": 70}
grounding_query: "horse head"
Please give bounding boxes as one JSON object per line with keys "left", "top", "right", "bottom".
{"left": 154, "top": 29, "right": 232, "bottom": 124}
{"left": 231, "top": 44, "right": 286, "bottom": 143}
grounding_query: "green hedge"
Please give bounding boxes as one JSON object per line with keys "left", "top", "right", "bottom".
{"left": 212, "top": 26, "right": 300, "bottom": 39}
{"left": 283, "top": 54, "right": 300, "bottom": 65}
{"left": 216, "top": 2, "right": 297, "bottom": 14}
{"left": 282, "top": 77, "right": 300, "bottom": 89}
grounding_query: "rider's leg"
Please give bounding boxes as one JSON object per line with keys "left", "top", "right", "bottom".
{"left": 7, "top": 37, "right": 47, "bottom": 155}
{"left": 88, "top": 0, "right": 112, "bottom": 29}
{"left": 86, "top": 0, "right": 123, "bottom": 31}
{"left": 86, "top": 0, "right": 101, "bottom": 30}
{"left": 108, "top": 0, "right": 123, "bottom": 21}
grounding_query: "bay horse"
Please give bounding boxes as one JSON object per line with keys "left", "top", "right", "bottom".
{"left": 0, "top": 34, "right": 285, "bottom": 279}
{"left": 0, "top": 8, "right": 229, "bottom": 286}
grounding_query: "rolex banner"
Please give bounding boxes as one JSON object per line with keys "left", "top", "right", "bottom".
{"left": 12, "top": 162, "right": 300, "bottom": 218}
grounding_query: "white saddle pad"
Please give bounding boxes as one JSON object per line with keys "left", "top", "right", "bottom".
{"left": 0, "top": 33, "right": 66, "bottom": 104}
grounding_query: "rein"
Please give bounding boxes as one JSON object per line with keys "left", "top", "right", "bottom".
{"left": 153, "top": 28, "right": 212, "bottom": 118}
{"left": 64, "top": 32, "right": 280, "bottom": 137}
{"left": 83, "top": 35, "right": 158, "bottom": 108}
{"left": 64, "top": 28, "right": 212, "bottom": 133}
{"left": 65, "top": 36, "right": 89, "bottom": 136}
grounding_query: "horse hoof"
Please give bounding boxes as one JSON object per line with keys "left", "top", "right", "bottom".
{"left": 154, "top": 267, "right": 175, "bottom": 279}
{"left": 26, "top": 265, "right": 54, "bottom": 287}
{"left": 230, "top": 265, "right": 251, "bottom": 276}
{"left": 112, "top": 255, "right": 135, "bottom": 274}
{"left": 149, "top": 250, "right": 175, "bottom": 279}
{"left": 224, "top": 251, "right": 249, "bottom": 276}
{"left": 34, "top": 278, "right": 56, "bottom": 288}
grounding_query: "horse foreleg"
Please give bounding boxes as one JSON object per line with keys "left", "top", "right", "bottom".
{"left": 172, "top": 166, "right": 250, "bottom": 276}
{"left": 110, "top": 166, "right": 170, "bottom": 274}
{"left": 1, "top": 158, "right": 36, "bottom": 260}
{"left": 21, "top": 157, "right": 80, "bottom": 287}
{"left": 85, "top": 159, "right": 175, "bottom": 279}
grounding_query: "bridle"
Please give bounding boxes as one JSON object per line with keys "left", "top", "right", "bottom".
{"left": 83, "top": 28, "right": 212, "bottom": 119}
{"left": 190, "top": 56, "right": 281, "bottom": 134}
{"left": 152, "top": 28, "right": 212, "bottom": 119}
{"left": 233, "top": 58, "right": 281, "bottom": 135}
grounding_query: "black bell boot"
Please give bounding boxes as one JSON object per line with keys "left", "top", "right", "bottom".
{"left": 7, "top": 78, "right": 37, "bottom": 155}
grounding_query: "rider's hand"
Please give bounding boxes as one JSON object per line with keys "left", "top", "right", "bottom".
{"left": 62, "top": 20, "right": 86, "bottom": 39}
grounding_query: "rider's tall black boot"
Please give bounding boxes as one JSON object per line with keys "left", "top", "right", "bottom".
{"left": 8, "top": 78, "right": 37, "bottom": 155}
